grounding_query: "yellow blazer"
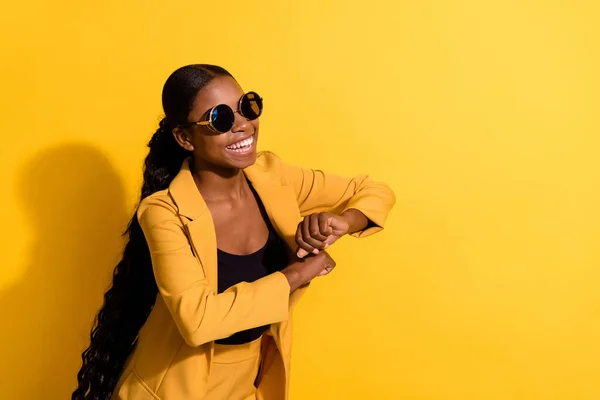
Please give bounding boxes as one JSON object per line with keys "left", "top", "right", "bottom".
{"left": 113, "top": 151, "right": 396, "bottom": 400}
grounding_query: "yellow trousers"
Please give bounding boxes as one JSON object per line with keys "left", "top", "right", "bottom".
{"left": 205, "top": 336, "right": 263, "bottom": 400}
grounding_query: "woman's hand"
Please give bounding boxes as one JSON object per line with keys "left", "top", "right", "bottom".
{"left": 281, "top": 251, "right": 337, "bottom": 292}
{"left": 295, "top": 209, "right": 369, "bottom": 258}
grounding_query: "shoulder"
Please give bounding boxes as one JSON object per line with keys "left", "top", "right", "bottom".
{"left": 253, "top": 151, "right": 285, "bottom": 172}
{"left": 251, "top": 151, "right": 304, "bottom": 185}
{"left": 137, "top": 189, "right": 180, "bottom": 228}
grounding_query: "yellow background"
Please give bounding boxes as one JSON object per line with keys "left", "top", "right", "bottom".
{"left": 1, "top": 1, "right": 599, "bottom": 399}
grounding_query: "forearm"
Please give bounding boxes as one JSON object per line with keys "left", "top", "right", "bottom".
{"left": 164, "top": 272, "right": 291, "bottom": 347}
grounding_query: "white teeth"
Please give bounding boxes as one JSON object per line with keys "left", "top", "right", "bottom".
{"left": 227, "top": 136, "right": 254, "bottom": 151}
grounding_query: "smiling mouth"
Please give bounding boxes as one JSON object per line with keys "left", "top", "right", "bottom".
{"left": 226, "top": 134, "right": 255, "bottom": 153}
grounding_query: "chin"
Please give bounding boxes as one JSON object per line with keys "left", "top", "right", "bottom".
{"left": 223, "top": 135, "right": 258, "bottom": 169}
{"left": 229, "top": 152, "right": 257, "bottom": 170}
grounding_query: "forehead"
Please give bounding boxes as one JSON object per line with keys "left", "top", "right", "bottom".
{"left": 189, "top": 75, "right": 243, "bottom": 119}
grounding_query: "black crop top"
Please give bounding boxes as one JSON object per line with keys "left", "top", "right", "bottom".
{"left": 215, "top": 186, "right": 290, "bottom": 345}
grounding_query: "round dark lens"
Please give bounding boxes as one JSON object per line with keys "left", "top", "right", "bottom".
{"left": 211, "top": 104, "right": 235, "bottom": 133}
{"left": 240, "top": 92, "right": 263, "bottom": 120}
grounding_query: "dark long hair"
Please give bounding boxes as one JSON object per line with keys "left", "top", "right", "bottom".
{"left": 72, "top": 64, "right": 233, "bottom": 400}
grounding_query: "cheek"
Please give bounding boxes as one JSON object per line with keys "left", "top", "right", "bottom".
{"left": 194, "top": 135, "right": 227, "bottom": 157}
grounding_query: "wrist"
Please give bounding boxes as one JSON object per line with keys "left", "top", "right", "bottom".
{"left": 281, "top": 268, "right": 302, "bottom": 292}
{"left": 340, "top": 209, "right": 369, "bottom": 234}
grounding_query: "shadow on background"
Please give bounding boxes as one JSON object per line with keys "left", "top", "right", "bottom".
{"left": 0, "top": 144, "right": 131, "bottom": 399}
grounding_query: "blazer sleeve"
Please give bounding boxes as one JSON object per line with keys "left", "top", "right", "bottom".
{"left": 277, "top": 156, "right": 396, "bottom": 238}
{"left": 137, "top": 196, "right": 290, "bottom": 347}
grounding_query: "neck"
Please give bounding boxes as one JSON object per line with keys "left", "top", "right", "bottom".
{"left": 190, "top": 159, "right": 248, "bottom": 202}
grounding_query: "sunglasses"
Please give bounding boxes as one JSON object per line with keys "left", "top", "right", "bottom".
{"left": 178, "top": 91, "right": 263, "bottom": 133}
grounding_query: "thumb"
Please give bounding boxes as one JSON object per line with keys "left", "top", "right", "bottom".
{"left": 329, "top": 215, "right": 350, "bottom": 234}
{"left": 323, "top": 235, "right": 339, "bottom": 247}
{"left": 326, "top": 215, "right": 335, "bottom": 234}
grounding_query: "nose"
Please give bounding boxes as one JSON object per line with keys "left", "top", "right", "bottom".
{"left": 231, "top": 111, "right": 250, "bottom": 134}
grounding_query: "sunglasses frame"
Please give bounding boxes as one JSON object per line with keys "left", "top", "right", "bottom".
{"left": 177, "top": 91, "right": 263, "bottom": 133}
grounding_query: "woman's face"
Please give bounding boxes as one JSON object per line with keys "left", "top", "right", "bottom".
{"left": 174, "top": 75, "right": 260, "bottom": 171}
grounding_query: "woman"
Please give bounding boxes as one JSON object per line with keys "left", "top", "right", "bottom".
{"left": 73, "top": 64, "right": 395, "bottom": 400}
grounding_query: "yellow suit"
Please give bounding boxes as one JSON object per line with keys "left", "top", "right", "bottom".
{"left": 113, "top": 151, "right": 396, "bottom": 399}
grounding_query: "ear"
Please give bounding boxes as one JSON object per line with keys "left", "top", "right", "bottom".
{"left": 172, "top": 127, "right": 195, "bottom": 152}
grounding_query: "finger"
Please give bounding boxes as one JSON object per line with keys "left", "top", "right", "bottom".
{"left": 310, "top": 214, "right": 329, "bottom": 241}
{"left": 318, "top": 264, "right": 335, "bottom": 276}
{"left": 302, "top": 216, "right": 326, "bottom": 250}
{"left": 297, "top": 248, "right": 309, "bottom": 258}
{"left": 295, "top": 222, "right": 316, "bottom": 257}
{"left": 316, "top": 252, "right": 334, "bottom": 276}
{"left": 318, "top": 213, "right": 334, "bottom": 237}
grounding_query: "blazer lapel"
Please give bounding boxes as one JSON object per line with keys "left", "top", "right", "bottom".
{"left": 168, "top": 159, "right": 218, "bottom": 292}
{"left": 185, "top": 216, "right": 218, "bottom": 293}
